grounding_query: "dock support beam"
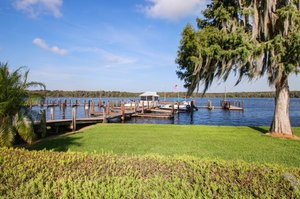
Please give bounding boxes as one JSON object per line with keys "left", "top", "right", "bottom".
{"left": 50, "top": 108, "right": 54, "bottom": 120}
{"left": 121, "top": 101, "right": 125, "bottom": 121}
{"left": 71, "top": 107, "right": 76, "bottom": 132}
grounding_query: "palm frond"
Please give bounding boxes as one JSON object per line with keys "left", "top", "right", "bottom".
{"left": 26, "top": 81, "right": 46, "bottom": 90}
{"left": 0, "top": 118, "right": 15, "bottom": 147}
{"left": 14, "top": 113, "right": 36, "bottom": 144}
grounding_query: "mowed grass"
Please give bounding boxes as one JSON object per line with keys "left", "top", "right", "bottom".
{"left": 28, "top": 124, "right": 300, "bottom": 167}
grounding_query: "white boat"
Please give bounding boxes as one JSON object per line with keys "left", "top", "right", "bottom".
{"left": 159, "top": 100, "right": 191, "bottom": 112}
{"left": 124, "top": 91, "right": 159, "bottom": 108}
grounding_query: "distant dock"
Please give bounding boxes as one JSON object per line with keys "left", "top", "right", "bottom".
{"left": 197, "top": 99, "right": 244, "bottom": 111}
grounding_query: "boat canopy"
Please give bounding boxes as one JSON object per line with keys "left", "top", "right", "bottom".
{"left": 139, "top": 92, "right": 159, "bottom": 101}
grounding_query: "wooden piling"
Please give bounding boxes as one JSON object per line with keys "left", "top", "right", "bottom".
{"left": 106, "top": 101, "right": 110, "bottom": 115}
{"left": 71, "top": 107, "right": 76, "bottom": 131}
{"left": 208, "top": 100, "right": 213, "bottom": 109}
{"left": 50, "top": 108, "right": 54, "bottom": 120}
{"left": 91, "top": 101, "right": 95, "bottom": 114}
{"left": 191, "top": 101, "right": 194, "bottom": 113}
{"left": 142, "top": 101, "right": 144, "bottom": 114}
{"left": 61, "top": 103, "right": 66, "bottom": 119}
{"left": 177, "top": 101, "right": 180, "bottom": 113}
{"left": 40, "top": 109, "right": 47, "bottom": 138}
{"left": 172, "top": 103, "right": 175, "bottom": 114}
{"left": 110, "top": 101, "right": 114, "bottom": 112}
{"left": 121, "top": 101, "right": 125, "bottom": 121}
{"left": 84, "top": 103, "right": 89, "bottom": 118}
{"left": 103, "top": 104, "right": 108, "bottom": 123}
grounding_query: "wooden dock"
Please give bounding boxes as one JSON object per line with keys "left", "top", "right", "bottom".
{"left": 33, "top": 98, "right": 245, "bottom": 132}
{"left": 36, "top": 100, "right": 175, "bottom": 131}
{"left": 198, "top": 100, "right": 244, "bottom": 111}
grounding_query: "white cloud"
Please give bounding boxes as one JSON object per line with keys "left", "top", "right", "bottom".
{"left": 14, "top": 0, "right": 63, "bottom": 18}
{"left": 141, "top": 0, "right": 207, "bottom": 21}
{"left": 33, "top": 38, "right": 68, "bottom": 55}
{"left": 73, "top": 47, "right": 136, "bottom": 65}
{"left": 101, "top": 51, "right": 136, "bottom": 65}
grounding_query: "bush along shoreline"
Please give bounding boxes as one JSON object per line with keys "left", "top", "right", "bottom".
{"left": 1, "top": 147, "right": 300, "bottom": 198}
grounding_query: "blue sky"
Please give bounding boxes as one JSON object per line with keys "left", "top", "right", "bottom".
{"left": 0, "top": 0, "right": 299, "bottom": 92}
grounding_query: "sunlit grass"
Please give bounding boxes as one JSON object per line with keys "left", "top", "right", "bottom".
{"left": 29, "top": 124, "right": 300, "bottom": 167}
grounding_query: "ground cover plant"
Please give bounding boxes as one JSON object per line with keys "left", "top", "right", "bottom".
{"left": 29, "top": 124, "right": 300, "bottom": 167}
{"left": 1, "top": 147, "right": 300, "bottom": 198}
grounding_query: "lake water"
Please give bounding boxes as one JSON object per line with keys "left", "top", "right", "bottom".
{"left": 32, "top": 97, "right": 300, "bottom": 127}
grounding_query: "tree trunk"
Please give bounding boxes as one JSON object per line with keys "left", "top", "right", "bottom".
{"left": 269, "top": 77, "right": 293, "bottom": 135}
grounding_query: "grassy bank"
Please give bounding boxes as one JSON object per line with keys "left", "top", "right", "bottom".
{"left": 1, "top": 147, "right": 300, "bottom": 198}
{"left": 28, "top": 124, "right": 300, "bottom": 167}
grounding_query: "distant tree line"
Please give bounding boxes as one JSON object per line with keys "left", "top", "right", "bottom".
{"left": 28, "top": 90, "right": 300, "bottom": 98}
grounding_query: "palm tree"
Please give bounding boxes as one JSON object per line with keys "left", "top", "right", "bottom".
{"left": 0, "top": 62, "right": 45, "bottom": 146}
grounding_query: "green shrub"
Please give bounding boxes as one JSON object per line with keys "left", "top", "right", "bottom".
{"left": 0, "top": 147, "right": 299, "bottom": 198}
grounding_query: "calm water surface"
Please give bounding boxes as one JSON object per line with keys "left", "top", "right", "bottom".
{"left": 32, "top": 98, "right": 300, "bottom": 126}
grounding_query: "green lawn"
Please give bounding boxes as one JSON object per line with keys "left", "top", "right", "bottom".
{"left": 28, "top": 124, "right": 300, "bottom": 167}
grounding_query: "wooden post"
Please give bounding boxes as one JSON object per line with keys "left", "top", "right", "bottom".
{"left": 121, "top": 101, "right": 125, "bottom": 121}
{"left": 71, "top": 107, "right": 76, "bottom": 131}
{"left": 191, "top": 100, "right": 194, "bottom": 113}
{"left": 50, "top": 108, "right": 54, "bottom": 120}
{"left": 84, "top": 103, "right": 89, "bottom": 118}
{"left": 61, "top": 103, "right": 66, "bottom": 119}
{"left": 172, "top": 103, "right": 175, "bottom": 114}
{"left": 177, "top": 101, "right": 180, "bottom": 113}
{"left": 147, "top": 101, "right": 149, "bottom": 110}
{"left": 91, "top": 101, "right": 95, "bottom": 114}
{"left": 130, "top": 101, "right": 133, "bottom": 111}
{"left": 142, "top": 101, "right": 144, "bottom": 114}
{"left": 40, "top": 109, "right": 47, "bottom": 138}
{"left": 103, "top": 104, "right": 107, "bottom": 123}
{"left": 111, "top": 101, "right": 114, "bottom": 112}
{"left": 107, "top": 101, "right": 110, "bottom": 115}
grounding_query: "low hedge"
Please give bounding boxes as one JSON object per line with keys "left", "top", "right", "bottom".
{"left": 0, "top": 148, "right": 299, "bottom": 198}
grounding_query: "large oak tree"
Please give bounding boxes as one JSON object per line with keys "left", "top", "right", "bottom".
{"left": 176, "top": 0, "right": 300, "bottom": 135}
